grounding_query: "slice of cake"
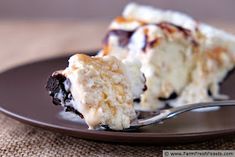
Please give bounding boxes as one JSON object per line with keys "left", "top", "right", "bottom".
{"left": 46, "top": 54, "right": 146, "bottom": 130}
{"left": 99, "top": 3, "right": 235, "bottom": 110}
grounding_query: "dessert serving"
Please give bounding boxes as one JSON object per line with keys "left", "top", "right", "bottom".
{"left": 46, "top": 3, "right": 235, "bottom": 130}
{"left": 46, "top": 54, "right": 146, "bottom": 130}
{"left": 100, "top": 3, "right": 235, "bottom": 110}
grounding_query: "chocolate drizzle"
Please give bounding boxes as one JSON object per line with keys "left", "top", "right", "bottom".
{"left": 103, "top": 29, "right": 135, "bottom": 47}
{"left": 142, "top": 29, "right": 148, "bottom": 52}
{"left": 157, "top": 22, "right": 191, "bottom": 38}
{"left": 158, "top": 92, "right": 178, "bottom": 101}
{"left": 103, "top": 21, "right": 199, "bottom": 54}
{"left": 142, "top": 38, "right": 159, "bottom": 53}
{"left": 148, "top": 38, "right": 159, "bottom": 48}
{"left": 65, "top": 106, "right": 84, "bottom": 118}
{"left": 157, "top": 22, "right": 199, "bottom": 47}
{"left": 142, "top": 74, "right": 147, "bottom": 91}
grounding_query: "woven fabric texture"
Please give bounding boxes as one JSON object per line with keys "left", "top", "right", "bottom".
{"left": 0, "top": 114, "right": 235, "bottom": 157}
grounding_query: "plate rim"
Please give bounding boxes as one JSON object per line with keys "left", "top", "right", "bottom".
{"left": 1, "top": 104, "right": 235, "bottom": 139}
{"left": 1, "top": 51, "right": 235, "bottom": 144}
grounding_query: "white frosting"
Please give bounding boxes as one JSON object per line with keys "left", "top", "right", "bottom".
{"left": 122, "top": 57, "right": 146, "bottom": 99}
{"left": 110, "top": 19, "right": 142, "bottom": 31}
{"left": 100, "top": 3, "right": 235, "bottom": 110}
{"left": 123, "top": 3, "right": 197, "bottom": 31}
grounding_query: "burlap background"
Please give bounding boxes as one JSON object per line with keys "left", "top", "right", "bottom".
{"left": 1, "top": 114, "right": 235, "bottom": 157}
{"left": 0, "top": 21, "right": 235, "bottom": 156}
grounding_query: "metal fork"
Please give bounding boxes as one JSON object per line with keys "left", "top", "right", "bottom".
{"left": 101, "top": 100, "right": 235, "bottom": 131}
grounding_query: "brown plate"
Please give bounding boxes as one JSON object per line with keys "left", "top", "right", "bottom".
{"left": 0, "top": 51, "right": 235, "bottom": 144}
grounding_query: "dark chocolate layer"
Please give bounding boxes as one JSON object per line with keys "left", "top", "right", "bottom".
{"left": 46, "top": 73, "right": 83, "bottom": 118}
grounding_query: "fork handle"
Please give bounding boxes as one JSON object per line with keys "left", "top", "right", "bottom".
{"left": 137, "top": 100, "right": 235, "bottom": 127}
{"left": 167, "top": 100, "right": 235, "bottom": 119}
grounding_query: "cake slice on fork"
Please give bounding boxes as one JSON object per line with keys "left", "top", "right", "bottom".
{"left": 46, "top": 54, "right": 146, "bottom": 130}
